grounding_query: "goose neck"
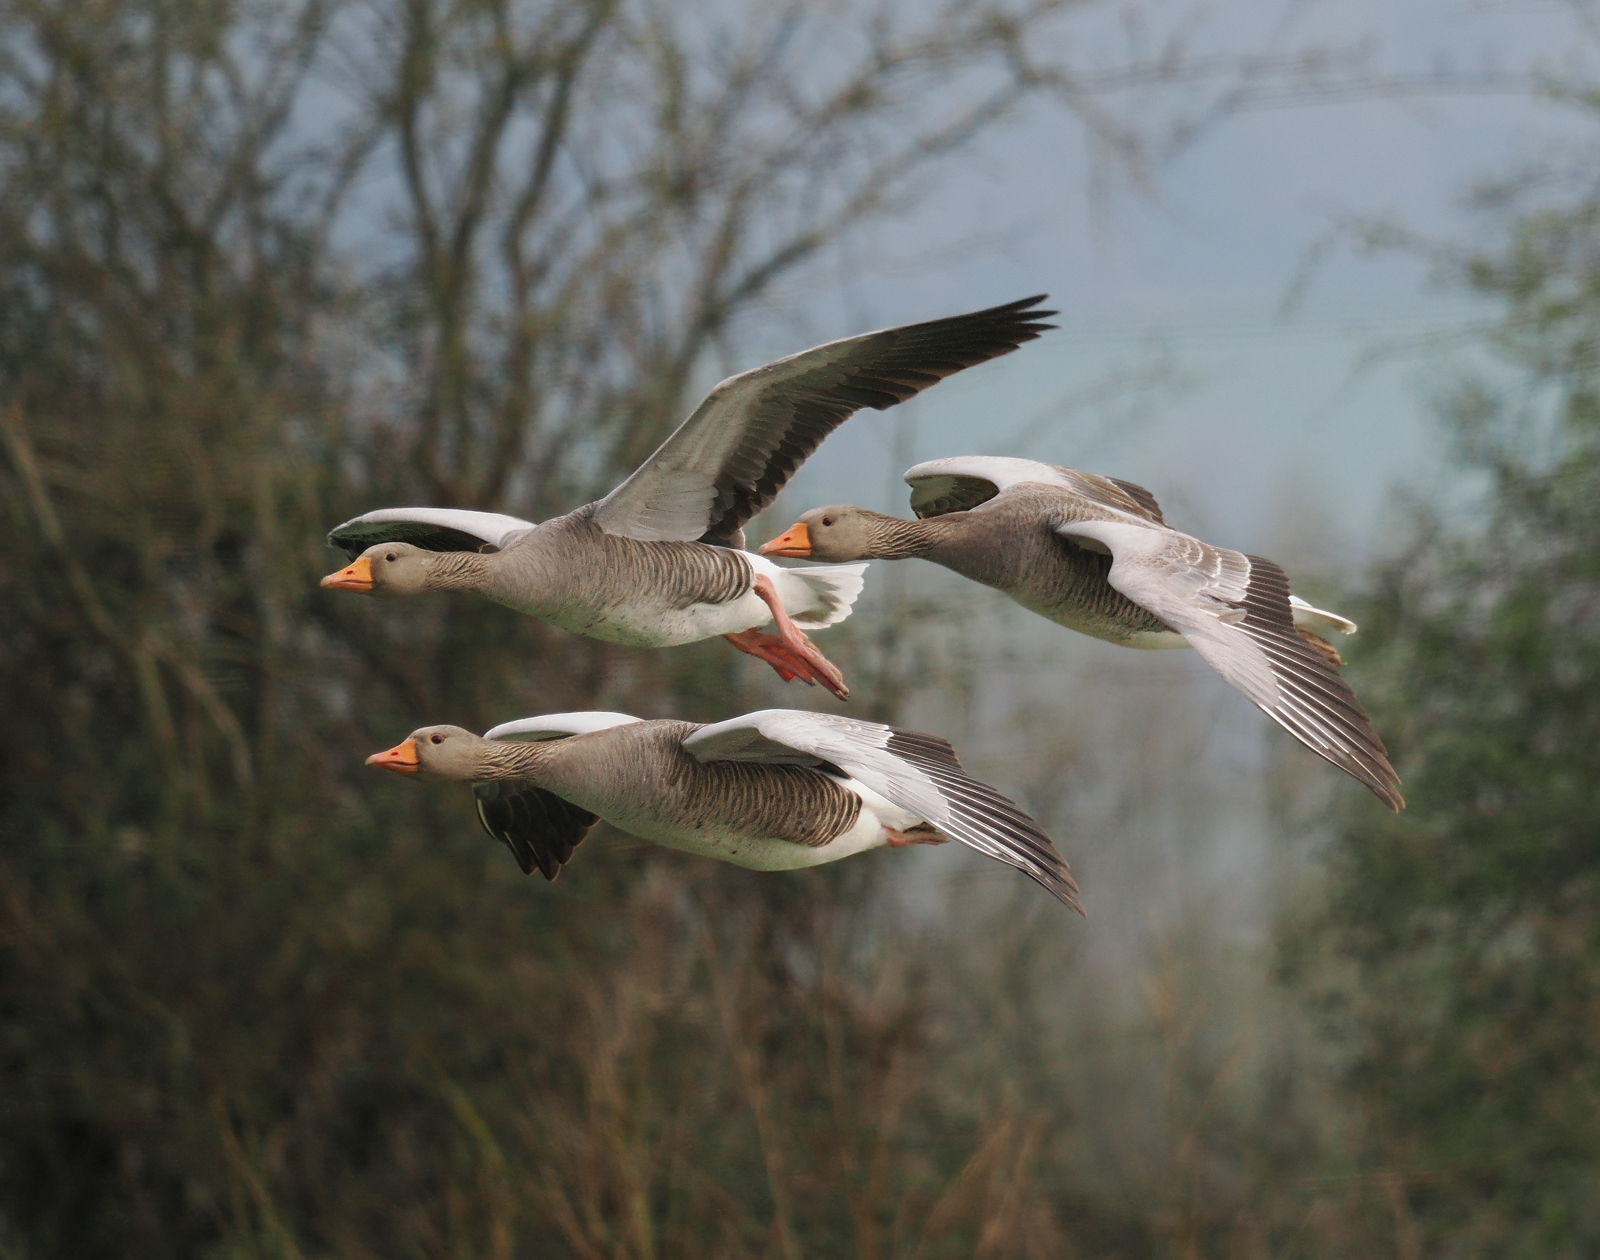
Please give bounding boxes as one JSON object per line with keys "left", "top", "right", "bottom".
{"left": 425, "top": 550, "right": 495, "bottom": 593}
{"left": 473, "top": 737, "right": 555, "bottom": 782}
{"left": 864, "top": 512, "right": 954, "bottom": 561}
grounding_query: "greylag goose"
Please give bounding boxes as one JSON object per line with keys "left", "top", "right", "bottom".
{"left": 761, "top": 455, "right": 1403, "bottom": 809}
{"left": 365, "top": 707, "right": 1082, "bottom": 911}
{"left": 323, "top": 296, "right": 1057, "bottom": 700}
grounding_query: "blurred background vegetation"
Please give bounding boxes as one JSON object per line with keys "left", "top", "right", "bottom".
{"left": 1, "top": 0, "right": 1597, "bottom": 1256}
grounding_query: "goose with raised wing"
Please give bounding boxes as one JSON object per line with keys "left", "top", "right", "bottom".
{"left": 761, "top": 455, "right": 1403, "bottom": 809}
{"left": 365, "top": 707, "right": 1082, "bottom": 911}
{"left": 322, "top": 297, "right": 1056, "bottom": 700}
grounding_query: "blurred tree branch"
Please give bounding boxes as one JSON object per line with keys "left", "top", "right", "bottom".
{"left": 0, "top": 0, "right": 1560, "bottom": 1255}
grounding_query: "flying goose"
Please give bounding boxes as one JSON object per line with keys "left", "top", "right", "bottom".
{"left": 761, "top": 455, "right": 1403, "bottom": 809}
{"left": 365, "top": 707, "right": 1082, "bottom": 911}
{"left": 322, "top": 296, "right": 1057, "bottom": 699}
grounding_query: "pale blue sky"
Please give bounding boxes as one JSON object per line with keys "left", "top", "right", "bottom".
{"left": 745, "top": 0, "right": 1600, "bottom": 565}
{"left": 717, "top": 2, "right": 1600, "bottom": 930}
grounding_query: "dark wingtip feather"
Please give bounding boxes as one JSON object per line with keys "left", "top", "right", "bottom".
{"left": 474, "top": 785, "right": 596, "bottom": 880}
{"left": 990, "top": 293, "right": 1057, "bottom": 321}
{"left": 885, "top": 728, "right": 1083, "bottom": 914}
{"left": 968, "top": 293, "right": 1058, "bottom": 336}
{"left": 704, "top": 293, "right": 1059, "bottom": 538}
{"left": 1237, "top": 556, "right": 1405, "bottom": 811}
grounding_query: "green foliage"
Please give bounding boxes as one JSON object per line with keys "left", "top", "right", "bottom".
{"left": 1312, "top": 150, "right": 1600, "bottom": 1256}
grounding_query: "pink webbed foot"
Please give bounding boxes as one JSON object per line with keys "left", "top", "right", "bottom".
{"left": 885, "top": 826, "right": 949, "bottom": 848}
{"left": 721, "top": 628, "right": 848, "bottom": 698}
{"left": 722, "top": 573, "right": 852, "bottom": 700}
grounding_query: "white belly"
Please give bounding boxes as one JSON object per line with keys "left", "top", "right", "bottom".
{"left": 649, "top": 823, "right": 886, "bottom": 871}
{"left": 520, "top": 551, "right": 849, "bottom": 647}
{"left": 1125, "top": 628, "right": 1190, "bottom": 650}
{"left": 646, "top": 590, "right": 774, "bottom": 645}
{"left": 537, "top": 589, "right": 773, "bottom": 647}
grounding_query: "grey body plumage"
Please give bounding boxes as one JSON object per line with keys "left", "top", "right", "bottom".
{"left": 371, "top": 709, "right": 1080, "bottom": 911}
{"left": 835, "top": 489, "right": 1174, "bottom": 644}
{"left": 323, "top": 297, "right": 1057, "bottom": 685}
{"left": 425, "top": 508, "right": 756, "bottom": 646}
{"left": 516, "top": 721, "right": 864, "bottom": 852}
{"left": 767, "top": 456, "right": 1402, "bottom": 810}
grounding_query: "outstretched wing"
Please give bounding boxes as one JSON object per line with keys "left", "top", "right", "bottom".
{"left": 682, "top": 709, "right": 1081, "bottom": 912}
{"left": 592, "top": 296, "right": 1057, "bottom": 545}
{"left": 327, "top": 507, "right": 537, "bottom": 559}
{"left": 904, "top": 455, "right": 1167, "bottom": 525}
{"left": 485, "top": 713, "right": 644, "bottom": 742}
{"left": 473, "top": 782, "right": 598, "bottom": 881}
{"left": 1055, "top": 517, "right": 1403, "bottom": 810}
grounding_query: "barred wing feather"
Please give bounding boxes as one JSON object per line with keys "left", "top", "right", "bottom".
{"left": 594, "top": 297, "right": 1056, "bottom": 545}
{"left": 683, "top": 710, "right": 1081, "bottom": 912}
{"left": 1055, "top": 517, "right": 1403, "bottom": 810}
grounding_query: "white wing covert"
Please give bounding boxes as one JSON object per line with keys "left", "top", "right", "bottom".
{"left": 485, "top": 713, "right": 644, "bottom": 743}
{"left": 905, "top": 455, "right": 1167, "bottom": 525}
{"left": 683, "top": 710, "right": 1082, "bottom": 911}
{"left": 328, "top": 507, "right": 537, "bottom": 558}
{"left": 1054, "top": 516, "right": 1403, "bottom": 809}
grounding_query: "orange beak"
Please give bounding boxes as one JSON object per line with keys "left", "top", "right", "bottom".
{"left": 321, "top": 554, "right": 374, "bottom": 593}
{"left": 759, "top": 522, "right": 811, "bottom": 558}
{"left": 366, "top": 738, "right": 420, "bottom": 775}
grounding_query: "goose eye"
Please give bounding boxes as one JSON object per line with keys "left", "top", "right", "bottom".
{"left": 385, "top": 552, "right": 397, "bottom": 562}
{"left": 821, "top": 516, "right": 833, "bottom": 527}
{"left": 430, "top": 734, "right": 443, "bottom": 744}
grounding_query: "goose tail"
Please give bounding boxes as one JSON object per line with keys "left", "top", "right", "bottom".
{"left": 780, "top": 562, "right": 870, "bottom": 630}
{"left": 1289, "top": 594, "right": 1358, "bottom": 636}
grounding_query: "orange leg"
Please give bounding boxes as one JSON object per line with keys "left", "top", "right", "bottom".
{"left": 885, "top": 826, "right": 948, "bottom": 847}
{"left": 721, "top": 574, "right": 851, "bottom": 700}
{"left": 1297, "top": 627, "right": 1345, "bottom": 666}
{"left": 722, "top": 627, "right": 805, "bottom": 684}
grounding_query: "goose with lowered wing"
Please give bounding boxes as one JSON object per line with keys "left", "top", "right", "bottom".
{"left": 366, "top": 707, "right": 1081, "bottom": 912}
{"left": 762, "top": 455, "right": 1402, "bottom": 809}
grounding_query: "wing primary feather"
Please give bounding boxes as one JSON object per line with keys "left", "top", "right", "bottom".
{"left": 1051, "top": 513, "right": 1404, "bottom": 809}
{"left": 684, "top": 711, "right": 1080, "bottom": 910}
{"left": 596, "top": 296, "right": 1056, "bottom": 544}
{"left": 1226, "top": 555, "right": 1401, "bottom": 805}
{"left": 472, "top": 783, "right": 598, "bottom": 879}
{"left": 1106, "top": 477, "right": 1168, "bottom": 525}
{"left": 475, "top": 789, "right": 538, "bottom": 875}
{"left": 884, "top": 728, "right": 1081, "bottom": 913}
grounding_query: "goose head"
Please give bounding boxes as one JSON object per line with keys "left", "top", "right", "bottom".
{"left": 367, "top": 725, "right": 485, "bottom": 781}
{"left": 761, "top": 506, "right": 882, "bottom": 562}
{"left": 321, "top": 542, "right": 440, "bottom": 596}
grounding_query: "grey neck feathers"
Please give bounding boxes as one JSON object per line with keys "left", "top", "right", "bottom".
{"left": 859, "top": 511, "right": 954, "bottom": 561}
{"left": 425, "top": 550, "right": 494, "bottom": 592}
{"left": 473, "top": 738, "right": 554, "bottom": 781}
